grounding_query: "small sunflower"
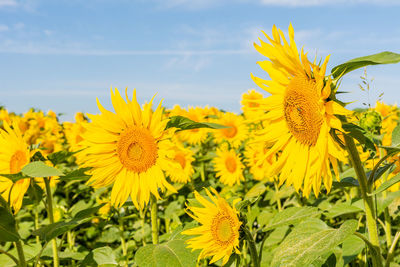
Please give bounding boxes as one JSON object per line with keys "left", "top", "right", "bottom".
{"left": 252, "top": 24, "right": 351, "bottom": 196}
{"left": 165, "top": 143, "right": 195, "bottom": 184}
{"left": 244, "top": 141, "right": 274, "bottom": 181}
{"left": 79, "top": 88, "right": 179, "bottom": 209}
{"left": 0, "top": 122, "right": 31, "bottom": 213}
{"left": 213, "top": 147, "right": 244, "bottom": 186}
{"left": 213, "top": 112, "right": 247, "bottom": 148}
{"left": 169, "top": 105, "right": 209, "bottom": 145}
{"left": 182, "top": 188, "right": 241, "bottom": 265}
{"left": 241, "top": 89, "right": 265, "bottom": 119}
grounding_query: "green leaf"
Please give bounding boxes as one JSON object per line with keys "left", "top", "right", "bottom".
{"left": 391, "top": 125, "right": 400, "bottom": 147}
{"left": 0, "top": 207, "right": 20, "bottom": 242}
{"left": 22, "top": 161, "right": 64, "bottom": 178}
{"left": 165, "top": 115, "right": 228, "bottom": 131}
{"left": 47, "top": 150, "right": 75, "bottom": 166}
{"left": 342, "top": 123, "right": 375, "bottom": 152}
{"left": 324, "top": 203, "right": 363, "bottom": 218}
{"left": 342, "top": 235, "right": 365, "bottom": 265}
{"left": 370, "top": 173, "right": 400, "bottom": 195}
{"left": 245, "top": 182, "right": 266, "bottom": 199}
{"left": 263, "top": 207, "right": 321, "bottom": 232}
{"left": 271, "top": 220, "right": 358, "bottom": 267}
{"left": 32, "top": 204, "right": 104, "bottom": 242}
{"left": 135, "top": 239, "right": 198, "bottom": 267}
{"left": 331, "top": 51, "right": 400, "bottom": 79}
{"left": 80, "top": 247, "right": 117, "bottom": 266}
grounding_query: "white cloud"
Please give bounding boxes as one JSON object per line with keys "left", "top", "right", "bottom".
{"left": 0, "top": 0, "right": 17, "bottom": 7}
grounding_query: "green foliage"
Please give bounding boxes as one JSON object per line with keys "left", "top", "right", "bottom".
{"left": 135, "top": 232, "right": 199, "bottom": 267}
{"left": 270, "top": 220, "right": 358, "bottom": 267}
{"left": 0, "top": 207, "right": 20, "bottom": 242}
{"left": 32, "top": 204, "right": 104, "bottom": 242}
{"left": 166, "top": 115, "right": 228, "bottom": 131}
{"left": 22, "top": 161, "right": 64, "bottom": 178}
{"left": 331, "top": 51, "right": 400, "bottom": 78}
{"left": 263, "top": 207, "right": 321, "bottom": 231}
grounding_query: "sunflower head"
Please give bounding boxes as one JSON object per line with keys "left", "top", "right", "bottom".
{"left": 182, "top": 188, "right": 241, "bottom": 265}
{"left": 80, "top": 88, "right": 178, "bottom": 209}
{"left": 213, "top": 147, "right": 244, "bottom": 187}
{"left": 251, "top": 24, "right": 351, "bottom": 197}
{"left": 0, "top": 122, "right": 31, "bottom": 213}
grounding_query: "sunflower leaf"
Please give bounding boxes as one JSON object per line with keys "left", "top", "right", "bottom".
{"left": 22, "top": 161, "right": 64, "bottom": 178}
{"left": 166, "top": 115, "right": 228, "bottom": 131}
{"left": 370, "top": 173, "right": 400, "bottom": 195}
{"left": 271, "top": 220, "right": 358, "bottom": 267}
{"left": 331, "top": 51, "right": 400, "bottom": 79}
{"left": 0, "top": 207, "right": 20, "bottom": 242}
{"left": 263, "top": 207, "right": 321, "bottom": 232}
{"left": 135, "top": 238, "right": 199, "bottom": 267}
{"left": 32, "top": 204, "right": 104, "bottom": 242}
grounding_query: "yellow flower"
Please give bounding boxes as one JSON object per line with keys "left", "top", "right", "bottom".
{"left": 165, "top": 143, "right": 195, "bottom": 184}
{"left": 375, "top": 101, "right": 398, "bottom": 146}
{"left": 213, "top": 147, "right": 244, "bottom": 186}
{"left": 79, "top": 88, "right": 178, "bottom": 209}
{"left": 0, "top": 122, "right": 31, "bottom": 213}
{"left": 182, "top": 188, "right": 241, "bottom": 265}
{"left": 252, "top": 24, "right": 350, "bottom": 196}
{"left": 213, "top": 112, "right": 247, "bottom": 148}
{"left": 169, "top": 105, "right": 210, "bottom": 145}
{"left": 244, "top": 141, "right": 274, "bottom": 181}
{"left": 241, "top": 89, "right": 265, "bottom": 119}
{"left": 64, "top": 112, "right": 88, "bottom": 164}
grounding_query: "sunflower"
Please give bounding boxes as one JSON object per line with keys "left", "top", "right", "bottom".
{"left": 213, "top": 147, "right": 244, "bottom": 186}
{"left": 213, "top": 112, "right": 247, "bottom": 148}
{"left": 244, "top": 140, "right": 275, "bottom": 181}
{"left": 241, "top": 89, "right": 265, "bottom": 119}
{"left": 374, "top": 101, "right": 398, "bottom": 146}
{"left": 79, "top": 88, "right": 179, "bottom": 209}
{"left": 169, "top": 105, "right": 210, "bottom": 145}
{"left": 0, "top": 122, "right": 31, "bottom": 213}
{"left": 165, "top": 142, "right": 195, "bottom": 184}
{"left": 182, "top": 188, "right": 241, "bottom": 265}
{"left": 252, "top": 24, "right": 351, "bottom": 196}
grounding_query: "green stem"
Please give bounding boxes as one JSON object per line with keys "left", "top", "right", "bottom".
{"left": 119, "top": 219, "right": 128, "bottom": 267}
{"left": 0, "top": 248, "right": 19, "bottom": 265}
{"left": 44, "top": 178, "right": 59, "bottom": 267}
{"left": 150, "top": 195, "right": 159, "bottom": 244}
{"left": 274, "top": 182, "right": 282, "bottom": 212}
{"left": 344, "top": 136, "right": 381, "bottom": 265}
{"left": 243, "top": 227, "right": 259, "bottom": 267}
{"left": 15, "top": 240, "right": 26, "bottom": 267}
{"left": 385, "top": 231, "right": 400, "bottom": 267}
{"left": 140, "top": 209, "right": 147, "bottom": 246}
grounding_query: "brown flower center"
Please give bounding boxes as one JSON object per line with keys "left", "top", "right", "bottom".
{"left": 283, "top": 75, "right": 323, "bottom": 146}
{"left": 117, "top": 126, "right": 158, "bottom": 173}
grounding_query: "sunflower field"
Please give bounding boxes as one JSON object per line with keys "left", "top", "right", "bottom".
{"left": 1, "top": 24, "right": 400, "bottom": 267}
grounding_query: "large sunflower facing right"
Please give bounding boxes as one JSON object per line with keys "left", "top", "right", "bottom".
{"left": 252, "top": 24, "right": 351, "bottom": 197}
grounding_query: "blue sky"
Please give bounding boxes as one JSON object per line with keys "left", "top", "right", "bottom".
{"left": 0, "top": 0, "right": 399, "bottom": 121}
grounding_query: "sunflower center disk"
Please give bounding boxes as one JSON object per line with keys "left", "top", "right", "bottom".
{"left": 225, "top": 157, "right": 237, "bottom": 173}
{"left": 10, "top": 150, "right": 27, "bottom": 174}
{"left": 222, "top": 125, "right": 237, "bottom": 138}
{"left": 212, "top": 215, "right": 235, "bottom": 245}
{"left": 283, "top": 75, "right": 323, "bottom": 146}
{"left": 117, "top": 126, "right": 158, "bottom": 173}
{"left": 174, "top": 153, "right": 186, "bottom": 169}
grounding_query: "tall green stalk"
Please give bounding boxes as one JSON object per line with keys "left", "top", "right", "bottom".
{"left": 150, "top": 195, "right": 159, "bottom": 244}
{"left": 343, "top": 135, "right": 382, "bottom": 265}
{"left": 243, "top": 226, "right": 260, "bottom": 267}
{"left": 44, "top": 178, "right": 59, "bottom": 267}
{"left": 15, "top": 240, "right": 26, "bottom": 267}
